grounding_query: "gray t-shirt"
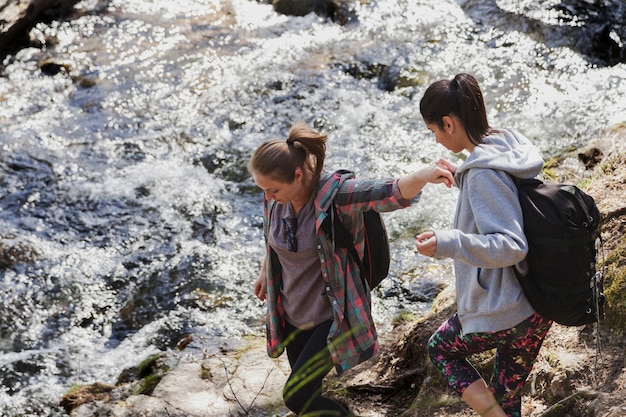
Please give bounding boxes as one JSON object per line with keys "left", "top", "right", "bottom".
{"left": 269, "top": 199, "right": 333, "bottom": 329}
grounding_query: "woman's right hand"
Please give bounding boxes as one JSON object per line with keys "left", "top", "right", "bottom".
{"left": 254, "top": 273, "right": 267, "bottom": 302}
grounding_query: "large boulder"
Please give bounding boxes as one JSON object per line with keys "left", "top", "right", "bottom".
{"left": 459, "top": 0, "right": 626, "bottom": 67}
{"left": 264, "top": 0, "right": 359, "bottom": 24}
{"left": 0, "top": 0, "right": 80, "bottom": 55}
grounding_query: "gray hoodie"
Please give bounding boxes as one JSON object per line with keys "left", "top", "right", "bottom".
{"left": 433, "top": 128, "right": 544, "bottom": 334}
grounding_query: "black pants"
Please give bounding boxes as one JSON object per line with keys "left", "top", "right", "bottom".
{"left": 283, "top": 320, "right": 351, "bottom": 416}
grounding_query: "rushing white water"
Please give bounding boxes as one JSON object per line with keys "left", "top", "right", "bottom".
{"left": 0, "top": 0, "right": 624, "bottom": 415}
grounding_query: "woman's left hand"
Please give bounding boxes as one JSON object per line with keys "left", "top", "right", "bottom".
{"left": 415, "top": 231, "right": 437, "bottom": 257}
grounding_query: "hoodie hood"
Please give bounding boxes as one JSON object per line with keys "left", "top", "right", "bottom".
{"left": 457, "top": 128, "right": 544, "bottom": 179}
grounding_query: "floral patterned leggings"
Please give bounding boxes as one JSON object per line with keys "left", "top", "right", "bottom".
{"left": 428, "top": 312, "right": 552, "bottom": 417}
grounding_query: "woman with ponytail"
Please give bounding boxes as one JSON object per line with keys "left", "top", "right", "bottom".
{"left": 248, "top": 121, "right": 453, "bottom": 416}
{"left": 416, "top": 73, "right": 552, "bottom": 417}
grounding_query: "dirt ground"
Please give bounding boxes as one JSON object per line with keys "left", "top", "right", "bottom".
{"left": 338, "top": 316, "right": 626, "bottom": 417}
{"left": 331, "top": 128, "right": 626, "bottom": 417}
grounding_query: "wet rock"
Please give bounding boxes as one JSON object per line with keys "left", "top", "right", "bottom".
{"left": 0, "top": 0, "right": 81, "bottom": 55}
{"left": 39, "top": 57, "right": 71, "bottom": 75}
{"left": 270, "top": 0, "right": 358, "bottom": 24}
{"left": 0, "top": 235, "right": 38, "bottom": 268}
{"left": 549, "top": 369, "right": 572, "bottom": 399}
{"left": 578, "top": 146, "right": 604, "bottom": 169}
{"left": 175, "top": 334, "right": 193, "bottom": 351}
{"left": 555, "top": 0, "right": 626, "bottom": 66}
{"left": 460, "top": 0, "right": 626, "bottom": 67}
{"left": 272, "top": 0, "right": 335, "bottom": 17}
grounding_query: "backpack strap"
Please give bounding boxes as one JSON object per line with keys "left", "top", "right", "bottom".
{"left": 264, "top": 199, "right": 276, "bottom": 242}
{"left": 321, "top": 203, "right": 366, "bottom": 280}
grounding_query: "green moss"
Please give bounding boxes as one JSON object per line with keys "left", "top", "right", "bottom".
{"left": 65, "top": 383, "right": 80, "bottom": 395}
{"left": 391, "top": 310, "right": 418, "bottom": 327}
{"left": 541, "top": 168, "right": 558, "bottom": 181}
{"left": 63, "top": 382, "right": 113, "bottom": 397}
{"left": 115, "top": 353, "right": 170, "bottom": 395}
{"left": 134, "top": 374, "right": 163, "bottom": 395}
{"left": 200, "top": 365, "right": 213, "bottom": 380}
{"left": 596, "top": 143, "right": 626, "bottom": 338}
{"left": 603, "top": 255, "right": 626, "bottom": 338}
{"left": 543, "top": 157, "right": 561, "bottom": 170}
{"left": 137, "top": 354, "right": 163, "bottom": 376}
{"left": 576, "top": 178, "right": 592, "bottom": 190}
{"left": 543, "top": 403, "right": 569, "bottom": 416}
{"left": 597, "top": 151, "right": 626, "bottom": 176}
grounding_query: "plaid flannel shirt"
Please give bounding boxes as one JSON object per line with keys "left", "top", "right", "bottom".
{"left": 262, "top": 170, "right": 420, "bottom": 373}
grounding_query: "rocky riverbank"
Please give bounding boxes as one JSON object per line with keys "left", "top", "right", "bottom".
{"left": 60, "top": 125, "right": 626, "bottom": 417}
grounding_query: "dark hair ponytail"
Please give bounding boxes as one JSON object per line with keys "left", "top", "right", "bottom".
{"left": 247, "top": 122, "right": 327, "bottom": 194}
{"left": 420, "top": 73, "right": 491, "bottom": 146}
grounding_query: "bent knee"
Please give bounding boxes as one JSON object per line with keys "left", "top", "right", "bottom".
{"left": 427, "top": 333, "right": 441, "bottom": 362}
{"left": 283, "top": 384, "right": 303, "bottom": 413}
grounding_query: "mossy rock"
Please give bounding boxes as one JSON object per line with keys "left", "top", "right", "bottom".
{"left": 115, "top": 353, "right": 170, "bottom": 396}
{"left": 59, "top": 382, "right": 115, "bottom": 414}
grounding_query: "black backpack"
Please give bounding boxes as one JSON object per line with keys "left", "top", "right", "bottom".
{"left": 513, "top": 177, "right": 605, "bottom": 326}
{"left": 322, "top": 204, "right": 390, "bottom": 291}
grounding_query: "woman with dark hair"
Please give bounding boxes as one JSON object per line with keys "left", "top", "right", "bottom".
{"left": 416, "top": 73, "right": 552, "bottom": 417}
{"left": 248, "top": 121, "right": 454, "bottom": 416}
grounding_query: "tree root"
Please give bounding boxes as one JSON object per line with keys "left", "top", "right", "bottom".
{"left": 540, "top": 390, "right": 600, "bottom": 417}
